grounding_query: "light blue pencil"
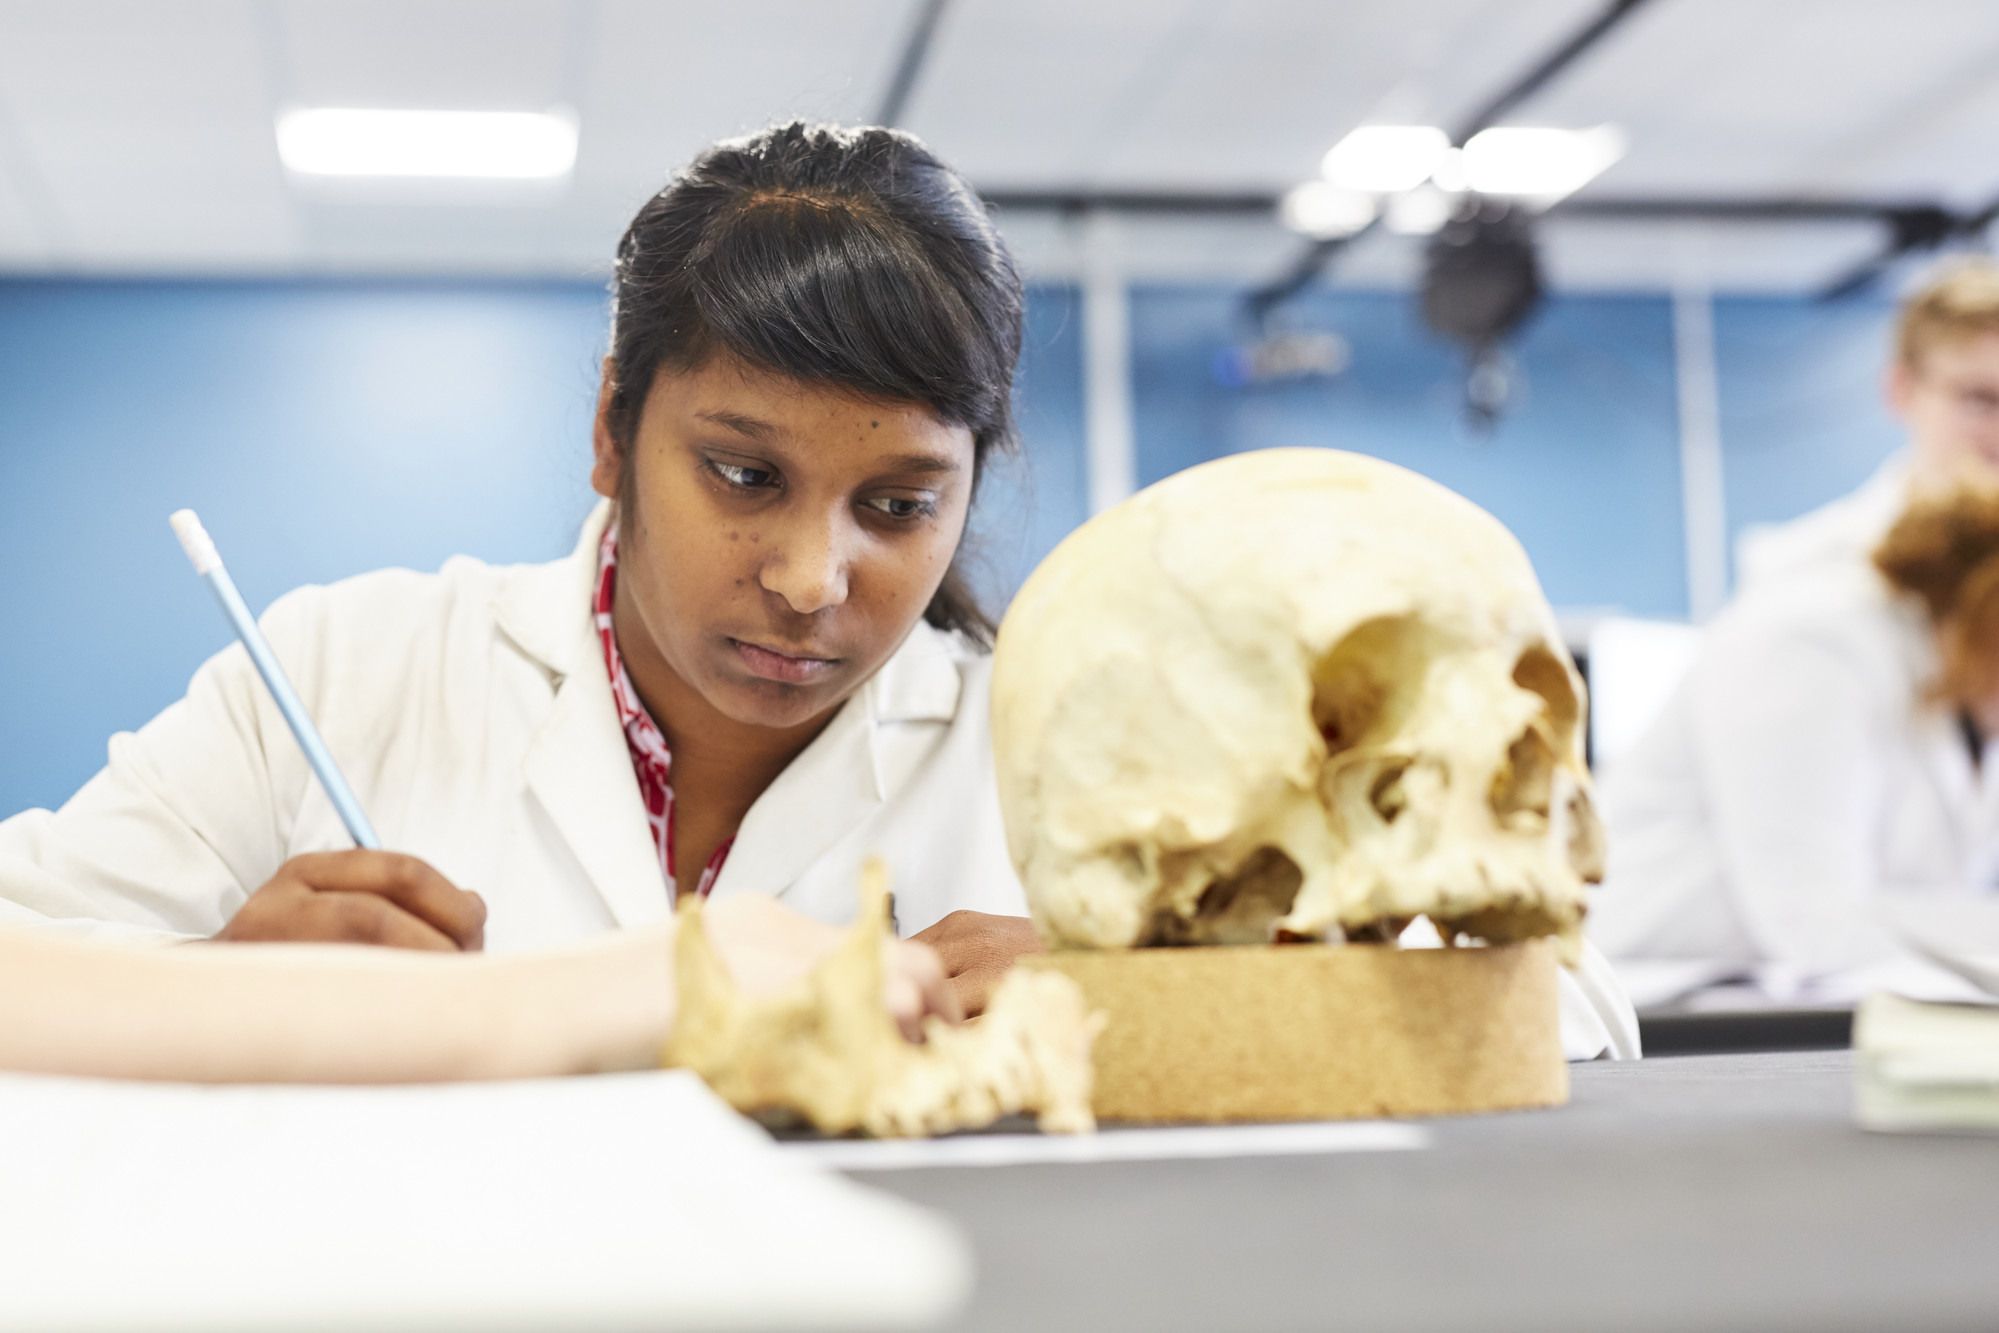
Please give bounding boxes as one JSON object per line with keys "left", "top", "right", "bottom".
{"left": 169, "top": 509, "right": 382, "bottom": 851}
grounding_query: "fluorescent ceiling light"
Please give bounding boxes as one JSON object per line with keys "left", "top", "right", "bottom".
{"left": 1429, "top": 147, "right": 1468, "bottom": 194}
{"left": 1384, "top": 185, "right": 1454, "bottom": 236}
{"left": 1321, "top": 125, "right": 1449, "bottom": 194}
{"left": 276, "top": 108, "right": 577, "bottom": 179}
{"left": 1280, "top": 182, "right": 1376, "bottom": 239}
{"left": 1460, "top": 125, "right": 1624, "bottom": 200}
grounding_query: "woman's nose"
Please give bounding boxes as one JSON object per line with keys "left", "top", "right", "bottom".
{"left": 758, "top": 512, "right": 851, "bottom": 616}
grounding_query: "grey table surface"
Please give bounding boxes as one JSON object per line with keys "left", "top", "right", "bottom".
{"left": 850, "top": 1052, "right": 1999, "bottom": 1333}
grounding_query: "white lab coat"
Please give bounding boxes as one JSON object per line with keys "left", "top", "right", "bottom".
{"left": 1592, "top": 454, "right": 1999, "bottom": 994}
{"left": 0, "top": 501, "right": 1637, "bottom": 1057}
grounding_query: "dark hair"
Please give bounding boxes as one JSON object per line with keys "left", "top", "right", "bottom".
{"left": 605, "top": 121, "right": 1023, "bottom": 645}
{"left": 1875, "top": 486, "right": 1999, "bottom": 707}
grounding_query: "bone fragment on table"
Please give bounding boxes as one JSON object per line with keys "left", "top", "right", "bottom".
{"left": 664, "top": 861, "right": 1102, "bottom": 1138}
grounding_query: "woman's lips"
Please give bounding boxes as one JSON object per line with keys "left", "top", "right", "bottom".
{"left": 729, "top": 638, "right": 840, "bottom": 685}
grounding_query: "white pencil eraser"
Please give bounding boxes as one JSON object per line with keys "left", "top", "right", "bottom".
{"left": 169, "top": 509, "right": 221, "bottom": 575}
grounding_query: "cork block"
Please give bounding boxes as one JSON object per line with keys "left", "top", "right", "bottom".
{"left": 1022, "top": 941, "right": 1568, "bottom": 1123}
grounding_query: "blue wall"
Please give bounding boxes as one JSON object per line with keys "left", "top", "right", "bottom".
{"left": 1713, "top": 295, "right": 1903, "bottom": 574}
{"left": 0, "top": 276, "right": 1903, "bottom": 819}
{"left": 1133, "top": 288, "right": 1689, "bottom": 615}
{"left": 0, "top": 279, "right": 610, "bottom": 819}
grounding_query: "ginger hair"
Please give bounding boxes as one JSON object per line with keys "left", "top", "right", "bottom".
{"left": 1875, "top": 487, "right": 1999, "bottom": 707}
{"left": 1895, "top": 260, "right": 1999, "bottom": 373}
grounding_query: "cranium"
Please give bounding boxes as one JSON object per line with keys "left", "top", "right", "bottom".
{"left": 991, "top": 448, "right": 1602, "bottom": 960}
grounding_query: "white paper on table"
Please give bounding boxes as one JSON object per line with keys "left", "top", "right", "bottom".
{"left": 786, "top": 1119, "right": 1430, "bottom": 1171}
{"left": 1877, "top": 897, "right": 1999, "bottom": 999}
{"left": 0, "top": 1069, "right": 969, "bottom": 1333}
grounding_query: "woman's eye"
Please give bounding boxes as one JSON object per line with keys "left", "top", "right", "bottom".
{"left": 866, "top": 496, "right": 931, "bottom": 520}
{"left": 713, "top": 461, "right": 776, "bottom": 489}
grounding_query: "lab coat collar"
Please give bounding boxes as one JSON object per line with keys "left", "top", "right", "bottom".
{"left": 715, "top": 619, "right": 969, "bottom": 899}
{"left": 502, "top": 501, "right": 670, "bottom": 929}
{"left": 493, "top": 499, "right": 971, "bottom": 918}
{"left": 492, "top": 499, "right": 613, "bottom": 681}
{"left": 1852, "top": 451, "right": 1914, "bottom": 534}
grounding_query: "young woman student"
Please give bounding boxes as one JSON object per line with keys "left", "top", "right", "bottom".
{"left": 0, "top": 122, "right": 1035, "bottom": 1014}
{"left": 0, "top": 122, "right": 1636, "bottom": 1055}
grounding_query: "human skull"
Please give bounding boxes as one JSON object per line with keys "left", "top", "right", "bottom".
{"left": 991, "top": 448, "right": 1602, "bottom": 960}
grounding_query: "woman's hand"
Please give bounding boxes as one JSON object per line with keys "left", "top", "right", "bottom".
{"left": 910, "top": 911, "right": 1045, "bottom": 1018}
{"left": 701, "top": 895, "right": 960, "bottom": 1039}
{"left": 215, "top": 852, "right": 487, "bottom": 951}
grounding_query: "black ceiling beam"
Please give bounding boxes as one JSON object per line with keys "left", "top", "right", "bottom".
{"left": 981, "top": 189, "right": 1280, "bottom": 215}
{"left": 876, "top": 0, "right": 953, "bottom": 128}
{"left": 1447, "top": 0, "right": 1652, "bottom": 146}
{"left": 1245, "top": 223, "right": 1383, "bottom": 323}
{"left": 1815, "top": 197, "right": 1999, "bottom": 302}
{"left": 1556, "top": 195, "right": 1930, "bottom": 222}
{"left": 1242, "top": 0, "right": 1660, "bottom": 322}
{"left": 980, "top": 188, "right": 1943, "bottom": 223}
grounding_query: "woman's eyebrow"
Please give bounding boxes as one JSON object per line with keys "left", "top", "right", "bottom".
{"left": 879, "top": 452, "right": 962, "bottom": 476}
{"left": 695, "top": 410, "right": 777, "bottom": 440}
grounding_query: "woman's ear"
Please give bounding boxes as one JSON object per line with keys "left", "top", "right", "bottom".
{"left": 591, "top": 357, "right": 623, "bottom": 500}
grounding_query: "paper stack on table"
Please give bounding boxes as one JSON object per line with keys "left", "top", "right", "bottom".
{"left": 1855, "top": 991, "right": 1999, "bottom": 1132}
{"left": 0, "top": 1069, "right": 969, "bottom": 1332}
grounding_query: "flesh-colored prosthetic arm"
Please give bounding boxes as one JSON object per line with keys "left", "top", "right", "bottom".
{"left": 0, "top": 895, "right": 949, "bottom": 1085}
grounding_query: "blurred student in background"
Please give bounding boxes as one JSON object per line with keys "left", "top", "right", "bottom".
{"left": 1592, "top": 263, "right": 1999, "bottom": 994}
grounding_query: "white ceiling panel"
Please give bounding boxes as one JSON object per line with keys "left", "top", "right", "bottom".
{"left": 0, "top": 0, "right": 295, "bottom": 266}
{"left": 0, "top": 0, "right": 1994, "bottom": 288}
{"left": 275, "top": 1, "right": 576, "bottom": 110}
{"left": 0, "top": 103, "right": 54, "bottom": 265}
{"left": 904, "top": 0, "right": 1208, "bottom": 184}
{"left": 1530, "top": 0, "right": 1999, "bottom": 200}
{"left": 579, "top": 0, "right": 908, "bottom": 185}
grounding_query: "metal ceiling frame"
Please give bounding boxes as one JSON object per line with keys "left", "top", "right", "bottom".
{"left": 877, "top": 0, "right": 954, "bottom": 127}
{"left": 1231, "top": 0, "right": 1662, "bottom": 321}
{"left": 977, "top": 0, "right": 1999, "bottom": 312}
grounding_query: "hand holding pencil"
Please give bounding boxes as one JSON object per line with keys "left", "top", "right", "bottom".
{"left": 171, "top": 510, "right": 485, "bottom": 951}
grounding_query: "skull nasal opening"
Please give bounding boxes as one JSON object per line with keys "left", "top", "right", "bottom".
{"left": 1143, "top": 846, "right": 1303, "bottom": 947}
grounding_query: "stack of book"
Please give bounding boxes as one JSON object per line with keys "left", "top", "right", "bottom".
{"left": 1855, "top": 991, "right": 1999, "bottom": 1132}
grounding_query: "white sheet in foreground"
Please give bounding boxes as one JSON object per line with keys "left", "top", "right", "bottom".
{"left": 0, "top": 1069, "right": 967, "bottom": 1333}
{"left": 787, "top": 1119, "right": 1430, "bottom": 1170}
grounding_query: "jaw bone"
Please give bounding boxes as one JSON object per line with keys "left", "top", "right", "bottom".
{"left": 664, "top": 862, "right": 1102, "bottom": 1138}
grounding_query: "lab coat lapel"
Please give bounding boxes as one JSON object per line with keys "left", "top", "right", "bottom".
{"left": 1908, "top": 701, "right": 1996, "bottom": 894}
{"left": 501, "top": 501, "right": 673, "bottom": 930}
{"left": 522, "top": 663, "right": 673, "bottom": 928}
{"left": 716, "top": 691, "right": 882, "bottom": 898}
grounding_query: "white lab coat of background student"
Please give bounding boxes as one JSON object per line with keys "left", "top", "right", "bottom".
{"left": 0, "top": 502, "right": 1640, "bottom": 1058}
{"left": 1591, "top": 454, "right": 1999, "bottom": 998}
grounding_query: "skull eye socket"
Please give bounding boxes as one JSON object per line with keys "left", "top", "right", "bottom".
{"left": 1490, "top": 643, "right": 1583, "bottom": 824}
{"left": 1311, "top": 615, "right": 1444, "bottom": 755}
{"left": 1508, "top": 644, "right": 1580, "bottom": 750}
